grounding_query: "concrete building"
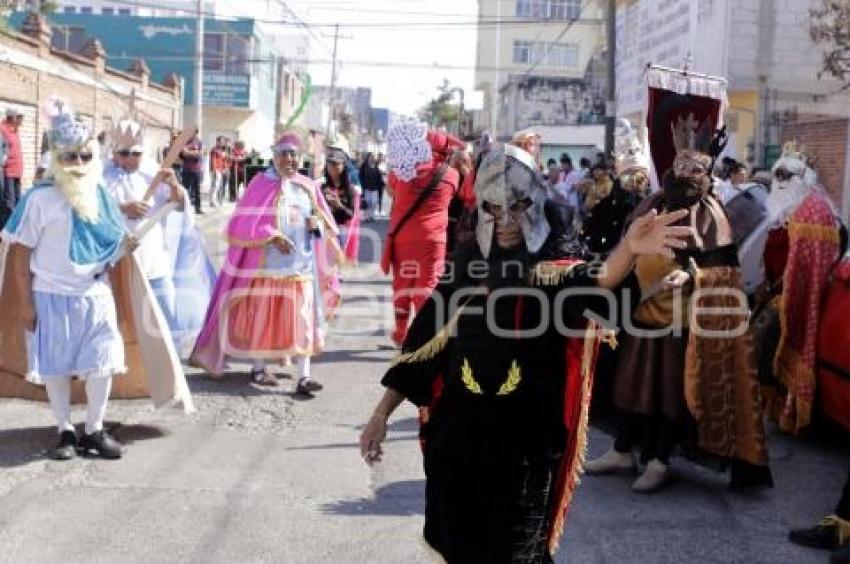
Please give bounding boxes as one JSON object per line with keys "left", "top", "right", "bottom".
{"left": 0, "top": 12, "right": 182, "bottom": 187}
{"left": 616, "top": 0, "right": 850, "bottom": 219}
{"left": 31, "top": 13, "right": 305, "bottom": 153}
{"left": 474, "top": 0, "right": 607, "bottom": 139}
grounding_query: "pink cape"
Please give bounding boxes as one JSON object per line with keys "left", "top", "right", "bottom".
{"left": 191, "top": 169, "right": 341, "bottom": 375}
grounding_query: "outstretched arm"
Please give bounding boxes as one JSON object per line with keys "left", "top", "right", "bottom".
{"left": 595, "top": 209, "right": 692, "bottom": 290}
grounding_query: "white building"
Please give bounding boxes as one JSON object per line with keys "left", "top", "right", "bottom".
{"left": 474, "top": 0, "right": 608, "bottom": 159}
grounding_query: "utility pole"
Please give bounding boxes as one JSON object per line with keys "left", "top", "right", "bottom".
{"left": 322, "top": 23, "right": 352, "bottom": 139}
{"left": 194, "top": 0, "right": 204, "bottom": 140}
{"left": 604, "top": 0, "right": 616, "bottom": 156}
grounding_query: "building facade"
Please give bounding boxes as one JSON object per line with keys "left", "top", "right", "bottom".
{"left": 35, "top": 13, "right": 304, "bottom": 153}
{"left": 474, "top": 0, "right": 607, "bottom": 143}
{"left": 616, "top": 0, "right": 850, "bottom": 219}
{"left": 0, "top": 12, "right": 182, "bottom": 187}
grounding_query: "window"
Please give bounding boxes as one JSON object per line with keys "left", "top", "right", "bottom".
{"left": 513, "top": 40, "right": 578, "bottom": 67}
{"left": 205, "top": 33, "right": 252, "bottom": 74}
{"left": 550, "top": 0, "right": 581, "bottom": 20}
{"left": 118, "top": 8, "right": 131, "bottom": 15}
{"left": 80, "top": 6, "right": 93, "bottom": 14}
{"left": 513, "top": 40, "right": 532, "bottom": 64}
{"left": 515, "top": 0, "right": 581, "bottom": 20}
{"left": 102, "top": 7, "right": 114, "bottom": 15}
{"left": 63, "top": 6, "right": 76, "bottom": 13}
{"left": 203, "top": 32, "right": 225, "bottom": 72}
{"left": 51, "top": 25, "right": 87, "bottom": 53}
{"left": 225, "top": 34, "right": 251, "bottom": 75}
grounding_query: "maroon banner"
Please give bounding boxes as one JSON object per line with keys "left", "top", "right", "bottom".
{"left": 646, "top": 87, "right": 721, "bottom": 183}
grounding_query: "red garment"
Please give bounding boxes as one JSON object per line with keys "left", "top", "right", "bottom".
{"left": 210, "top": 147, "right": 228, "bottom": 172}
{"left": 426, "top": 131, "right": 465, "bottom": 163}
{"left": 390, "top": 239, "right": 446, "bottom": 345}
{"left": 0, "top": 122, "right": 23, "bottom": 178}
{"left": 388, "top": 161, "right": 459, "bottom": 244}
{"left": 773, "top": 191, "right": 841, "bottom": 433}
{"left": 764, "top": 226, "right": 790, "bottom": 288}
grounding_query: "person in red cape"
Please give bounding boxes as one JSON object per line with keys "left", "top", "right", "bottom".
{"left": 381, "top": 121, "right": 465, "bottom": 346}
{"left": 360, "top": 140, "right": 693, "bottom": 563}
{"left": 751, "top": 142, "right": 845, "bottom": 434}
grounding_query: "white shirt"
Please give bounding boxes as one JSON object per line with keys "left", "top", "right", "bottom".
{"left": 4, "top": 186, "right": 114, "bottom": 296}
{"left": 262, "top": 179, "right": 316, "bottom": 278}
{"left": 719, "top": 180, "right": 745, "bottom": 205}
{"left": 103, "top": 164, "right": 173, "bottom": 280}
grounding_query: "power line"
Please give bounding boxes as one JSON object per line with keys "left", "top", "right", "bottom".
{"left": 93, "top": 0, "right": 603, "bottom": 28}
{"left": 521, "top": 0, "right": 595, "bottom": 77}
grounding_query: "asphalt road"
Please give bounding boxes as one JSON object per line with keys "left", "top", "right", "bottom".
{"left": 0, "top": 203, "right": 847, "bottom": 564}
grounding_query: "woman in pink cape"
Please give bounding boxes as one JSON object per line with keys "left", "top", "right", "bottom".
{"left": 191, "top": 132, "right": 341, "bottom": 395}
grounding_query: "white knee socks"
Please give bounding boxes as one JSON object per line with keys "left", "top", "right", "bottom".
{"left": 85, "top": 377, "right": 112, "bottom": 435}
{"left": 296, "top": 355, "right": 310, "bottom": 381}
{"left": 45, "top": 377, "right": 73, "bottom": 433}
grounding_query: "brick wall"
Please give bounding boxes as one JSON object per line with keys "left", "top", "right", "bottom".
{"left": 0, "top": 15, "right": 181, "bottom": 188}
{"left": 780, "top": 115, "right": 849, "bottom": 216}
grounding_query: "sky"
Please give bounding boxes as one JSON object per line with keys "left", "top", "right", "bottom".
{"left": 287, "top": 0, "right": 480, "bottom": 116}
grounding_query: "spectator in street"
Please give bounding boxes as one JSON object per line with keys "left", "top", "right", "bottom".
{"left": 180, "top": 131, "right": 203, "bottom": 214}
{"left": 579, "top": 157, "right": 592, "bottom": 178}
{"left": 359, "top": 152, "right": 385, "bottom": 222}
{"left": 0, "top": 108, "right": 24, "bottom": 230}
{"left": 717, "top": 159, "right": 749, "bottom": 204}
{"left": 229, "top": 140, "right": 247, "bottom": 201}
{"left": 209, "top": 136, "right": 228, "bottom": 208}
{"left": 789, "top": 469, "right": 850, "bottom": 563}
{"left": 376, "top": 152, "right": 387, "bottom": 216}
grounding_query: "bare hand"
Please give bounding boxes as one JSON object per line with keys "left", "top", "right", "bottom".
{"left": 168, "top": 183, "right": 186, "bottom": 205}
{"left": 123, "top": 234, "right": 140, "bottom": 254}
{"left": 121, "top": 201, "right": 150, "bottom": 220}
{"left": 272, "top": 234, "right": 295, "bottom": 255}
{"left": 624, "top": 209, "right": 693, "bottom": 258}
{"left": 20, "top": 299, "right": 36, "bottom": 332}
{"left": 662, "top": 269, "right": 692, "bottom": 290}
{"left": 159, "top": 168, "right": 179, "bottom": 187}
{"left": 359, "top": 415, "right": 387, "bottom": 466}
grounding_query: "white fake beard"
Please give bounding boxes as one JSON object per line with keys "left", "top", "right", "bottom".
{"left": 50, "top": 155, "right": 101, "bottom": 222}
{"left": 765, "top": 176, "right": 813, "bottom": 225}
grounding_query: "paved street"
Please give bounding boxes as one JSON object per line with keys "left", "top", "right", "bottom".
{"left": 0, "top": 205, "right": 848, "bottom": 564}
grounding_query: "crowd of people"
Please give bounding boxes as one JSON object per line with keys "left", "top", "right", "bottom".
{"left": 0, "top": 94, "right": 848, "bottom": 563}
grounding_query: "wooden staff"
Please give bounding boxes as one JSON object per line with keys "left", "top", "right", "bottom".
{"left": 143, "top": 125, "right": 198, "bottom": 202}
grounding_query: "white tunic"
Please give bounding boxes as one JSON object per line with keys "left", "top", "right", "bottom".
{"left": 3, "top": 185, "right": 113, "bottom": 297}
{"left": 103, "top": 164, "right": 173, "bottom": 280}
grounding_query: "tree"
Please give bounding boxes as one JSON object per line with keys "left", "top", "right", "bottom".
{"left": 810, "top": 0, "right": 850, "bottom": 88}
{"left": 418, "top": 79, "right": 462, "bottom": 130}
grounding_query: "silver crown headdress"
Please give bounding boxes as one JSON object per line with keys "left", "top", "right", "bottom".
{"left": 43, "top": 97, "right": 93, "bottom": 152}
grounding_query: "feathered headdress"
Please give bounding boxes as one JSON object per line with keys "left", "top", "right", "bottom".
{"left": 108, "top": 118, "right": 145, "bottom": 153}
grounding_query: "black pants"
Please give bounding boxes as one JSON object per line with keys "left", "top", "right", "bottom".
{"left": 377, "top": 186, "right": 384, "bottom": 214}
{"left": 1, "top": 176, "right": 21, "bottom": 230}
{"left": 181, "top": 170, "right": 201, "bottom": 213}
{"left": 837, "top": 468, "right": 850, "bottom": 520}
{"left": 614, "top": 412, "right": 677, "bottom": 465}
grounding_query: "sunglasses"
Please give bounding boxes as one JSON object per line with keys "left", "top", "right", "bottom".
{"left": 117, "top": 150, "right": 143, "bottom": 157}
{"left": 58, "top": 151, "right": 94, "bottom": 163}
{"left": 773, "top": 168, "right": 796, "bottom": 182}
{"left": 274, "top": 149, "right": 297, "bottom": 157}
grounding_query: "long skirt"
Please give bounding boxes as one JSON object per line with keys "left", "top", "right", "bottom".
{"left": 423, "top": 422, "right": 561, "bottom": 564}
{"left": 26, "top": 291, "right": 125, "bottom": 383}
{"left": 225, "top": 276, "right": 321, "bottom": 359}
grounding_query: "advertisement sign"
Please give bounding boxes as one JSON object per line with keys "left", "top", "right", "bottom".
{"left": 203, "top": 73, "right": 251, "bottom": 108}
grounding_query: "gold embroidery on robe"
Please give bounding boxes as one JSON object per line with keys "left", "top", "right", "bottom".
{"left": 461, "top": 358, "right": 523, "bottom": 396}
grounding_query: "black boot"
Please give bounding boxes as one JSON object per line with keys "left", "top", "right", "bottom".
{"left": 834, "top": 544, "right": 850, "bottom": 564}
{"left": 789, "top": 517, "right": 843, "bottom": 550}
{"left": 79, "top": 430, "right": 122, "bottom": 459}
{"left": 50, "top": 430, "right": 78, "bottom": 461}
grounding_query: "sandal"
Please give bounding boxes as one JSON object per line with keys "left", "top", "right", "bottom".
{"left": 251, "top": 368, "right": 278, "bottom": 386}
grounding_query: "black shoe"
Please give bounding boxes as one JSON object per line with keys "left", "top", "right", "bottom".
{"left": 50, "top": 430, "right": 78, "bottom": 460}
{"left": 789, "top": 518, "right": 841, "bottom": 550}
{"left": 79, "top": 430, "right": 123, "bottom": 460}
{"left": 834, "top": 544, "right": 850, "bottom": 564}
{"left": 295, "top": 378, "right": 325, "bottom": 396}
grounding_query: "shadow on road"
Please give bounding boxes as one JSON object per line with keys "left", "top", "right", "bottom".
{"left": 320, "top": 479, "right": 425, "bottom": 516}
